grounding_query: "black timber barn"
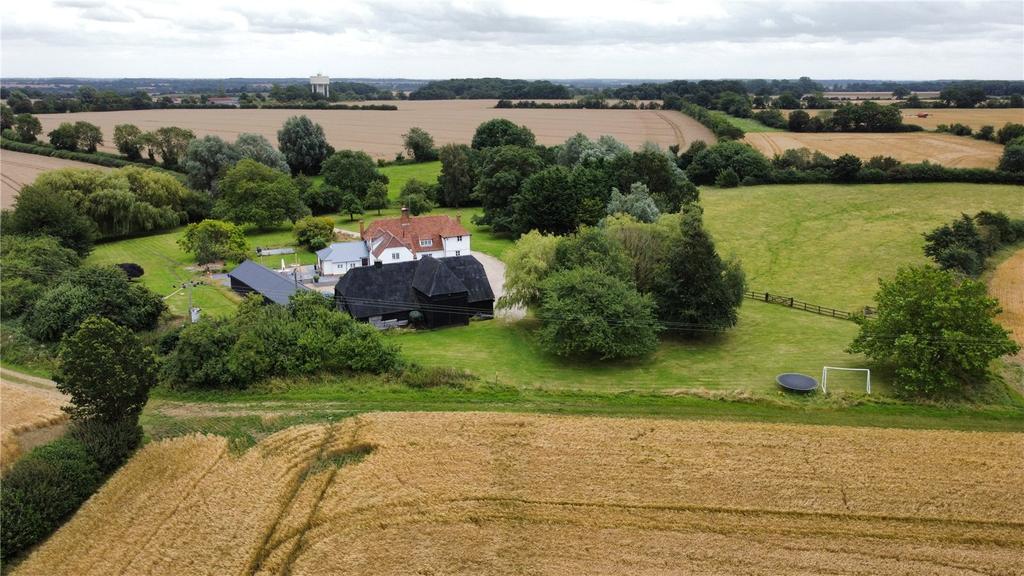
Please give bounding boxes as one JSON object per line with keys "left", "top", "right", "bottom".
{"left": 334, "top": 255, "right": 494, "bottom": 329}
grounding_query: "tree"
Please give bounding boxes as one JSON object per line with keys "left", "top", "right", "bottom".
{"left": 554, "top": 226, "right": 632, "bottom": 281}
{"left": 849, "top": 266, "right": 1019, "bottom": 398}
{"left": 536, "top": 267, "right": 661, "bottom": 360}
{"left": 277, "top": 115, "right": 331, "bottom": 175}
{"left": 616, "top": 144, "right": 699, "bottom": 212}
{"left": 996, "top": 123, "right": 1024, "bottom": 144}
{"left": 654, "top": 209, "right": 745, "bottom": 330}
{"left": 214, "top": 159, "right": 308, "bottom": 228}
{"left": 74, "top": 121, "right": 102, "bottom": 152}
{"left": 473, "top": 145, "right": 545, "bottom": 232}
{"left": 437, "top": 143, "right": 475, "bottom": 207}
{"left": 402, "top": 127, "right": 437, "bottom": 161}
{"left": 181, "top": 135, "right": 242, "bottom": 191}
{"left": 775, "top": 92, "right": 802, "bottom": 109}
{"left": 498, "top": 230, "right": 559, "bottom": 310}
{"left": 364, "top": 180, "right": 389, "bottom": 214}
{"left": 338, "top": 192, "right": 364, "bottom": 221}
{"left": 113, "top": 124, "right": 144, "bottom": 160}
{"left": 293, "top": 216, "right": 335, "bottom": 250}
{"left": 24, "top": 266, "right": 166, "bottom": 342}
{"left": 49, "top": 122, "right": 80, "bottom": 150}
{"left": 0, "top": 103, "right": 13, "bottom": 130}
{"left": 606, "top": 183, "right": 660, "bottom": 223}
{"left": 235, "top": 132, "right": 290, "bottom": 173}
{"left": 150, "top": 126, "right": 195, "bottom": 168}
{"left": 512, "top": 165, "right": 579, "bottom": 235}
{"left": 787, "top": 109, "right": 811, "bottom": 132}
{"left": 471, "top": 118, "right": 536, "bottom": 149}
{"left": 715, "top": 167, "right": 740, "bottom": 188}
{"left": 8, "top": 184, "right": 96, "bottom": 255}
{"left": 178, "top": 219, "right": 249, "bottom": 264}
{"left": 12, "top": 113, "right": 41, "bottom": 142}
{"left": 53, "top": 316, "right": 157, "bottom": 423}
{"left": 892, "top": 87, "right": 912, "bottom": 99}
{"left": 923, "top": 214, "right": 987, "bottom": 275}
{"left": 320, "top": 150, "right": 388, "bottom": 200}
{"left": 831, "top": 154, "right": 863, "bottom": 182}
{"left": 998, "top": 140, "right": 1024, "bottom": 172}
{"left": 301, "top": 183, "right": 344, "bottom": 215}
{"left": 685, "top": 141, "right": 772, "bottom": 185}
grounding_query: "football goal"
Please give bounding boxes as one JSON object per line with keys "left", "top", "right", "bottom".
{"left": 821, "top": 366, "right": 871, "bottom": 394}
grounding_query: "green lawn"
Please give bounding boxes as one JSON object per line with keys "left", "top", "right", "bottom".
{"left": 702, "top": 183, "right": 1024, "bottom": 310}
{"left": 312, "top": 161, "right": 442, "bottom": 200}
{"left": 710, "top": 111, "right": 783, "bottom": 132}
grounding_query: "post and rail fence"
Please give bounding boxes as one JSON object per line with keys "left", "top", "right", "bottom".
{"left": 744, "top": 290, "right": 876, "bottom": 322}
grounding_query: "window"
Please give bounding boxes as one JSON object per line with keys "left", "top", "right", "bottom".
{"left": 455, "top": 250, "right": 461, "bottom": 256}
{"left": 419, "top": 239, "right": 432, "bottom": 247}
{"left": 391, "top": 252, "right": 400, "bottom": 260}
{"left": 457, "top": 236, "right": 463, "bottom": 242}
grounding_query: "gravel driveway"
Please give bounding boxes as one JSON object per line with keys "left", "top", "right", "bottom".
{"left": 473, "top": 252, "right": 526, "bottom": 321}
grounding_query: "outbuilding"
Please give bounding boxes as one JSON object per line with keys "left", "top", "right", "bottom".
{"left": 227, "top": 260, "right": 309, "bottom": 305}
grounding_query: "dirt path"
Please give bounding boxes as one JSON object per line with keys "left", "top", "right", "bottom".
{"left": 473, "top": 252, "right": 526, "bottom": 321}
{"left": 989, "top": 248, "right": 1024, "bottom": 364}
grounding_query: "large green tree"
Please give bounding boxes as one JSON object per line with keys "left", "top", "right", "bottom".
{"left": 235, "top": 132, "right": 290, "bottom": 173}
{"left": 54, "top": 316, "right": 157, "bottom": 423}
{"left": 7, "top": 184, "right": 96, "bottom": 255}
{"left": 512, "top": 165, "right": 579, "bottom": 235}
{"left": 293, "top": 215, "right": 335, "bottom": 250}
{"left": 13, "top": 113, "right": 42, "bottom": 142}
{"left": 536, "top": 267, "right": 661, "bottom": 360}
{"left": 849, "top": 266, "right": 1019, "bottom": 398}
{"left": 113, "top": 124, "right": 144, "bottom": 160}
{"left": 320, "top": 150, "right": 388, "bottom": 200}
{"left": 277, "top": 115, "right": 331, "bottom": 175}
{"left": 471, "top": 118, "right": 536, "bottom": 149}
{"left": 498, "top": 230, "right": 559, "bottom": 310}
{"left": 437, "top": 143, "right": 475, "bottom": 207}
{"left": 654, "top": 209, "right": 745, "bottom": 331}
{"left": 402, "top": 127, "right": 437, "bottom": 161}
{"left": 473, "top": 145, "right": 545, "bottom": 232}
{"left": 214, "top": 159, "right": 308, "bottom": 228}
{"left": 181, "top": 135, "right": 242, "bottom": 191}
{"left": 178, "top": 219, "right": 249, "bottom": 264}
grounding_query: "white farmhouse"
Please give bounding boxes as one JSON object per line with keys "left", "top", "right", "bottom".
{"left": 315, "top": 208, "right": 471, "bottom": 276}
{"left": 363, "top": 208, "right": 470, "bottom": 264}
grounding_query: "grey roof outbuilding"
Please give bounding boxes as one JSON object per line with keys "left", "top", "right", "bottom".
{"left": 316, "top": 241, "right": 369, "bottom": 263}
{"left": 228, "top": 260, "right": 309, "bottom": 306}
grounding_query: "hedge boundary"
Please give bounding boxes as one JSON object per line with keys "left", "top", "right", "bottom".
{"left": 1, "top": 138, "right": 187, "bottom": 181}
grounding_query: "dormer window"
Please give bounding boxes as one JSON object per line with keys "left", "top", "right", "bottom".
{"left": 419, "top": 239, "right": 432, "bottom": 247}
{"left": 457, "top": 236, "right": 463, "bottom": 242}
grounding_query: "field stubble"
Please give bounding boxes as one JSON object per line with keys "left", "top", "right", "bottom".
{"left": 0, "top": 150, "right": 113, "bottom": 209}
{"left": 0, "top": 377, "right": 68, "bottom": 470}
{"left": 33, "top": 101, "right": 715, "bottom": 161}
{"left": 15, "top": 412, "right": 1024, "bottom": 575}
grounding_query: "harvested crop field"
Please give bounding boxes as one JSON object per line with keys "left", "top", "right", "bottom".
{"left": 33, "top": 101, "right": 715, "bottom": 160}
{"left": 899, "top": 108, "right": 1024, "bottom": 130}
{"left": 0, "top": 375, "right": 68, "bottom": 470}
{"left": 1, "top": 150, "right": 112, "bottom": 208}
{"left": 990, "top": 248, "right": 1024, "bottom": 363}
{"left": 743, "top": 131, "right": 1003, "bottom": 168}
{"left": 17, "top": 412, "right": 1024, "bottom": 575}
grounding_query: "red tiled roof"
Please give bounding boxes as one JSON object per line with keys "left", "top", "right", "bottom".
{"left": 364, "top": 214, "right": 469, "bottom": 255}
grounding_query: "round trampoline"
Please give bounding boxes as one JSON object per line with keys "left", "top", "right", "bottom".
{"left": 776, "top": 373, "right": 819, "bottom": 393}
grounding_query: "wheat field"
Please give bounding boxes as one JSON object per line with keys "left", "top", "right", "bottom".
{"left": 743, "top": 131, "right": 1004, "bottom": 168}
{"left": 15, "top": 412, "right": 1024, "bottom": 575}
{"left": 0, "top": 379, "right": 68, "bottom": 470}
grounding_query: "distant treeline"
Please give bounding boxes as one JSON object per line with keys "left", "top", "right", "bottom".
{"left": 409, "top": 78, "right": 573, "bottom": 100}
{"left": 266, "top": 81, "right": 397, "bottom": 102}
{"left": 495, "top": 98, "right": 661, "bottom": 110}
{"left": 825, "top": 80, "right": 1024, "bottom": 96}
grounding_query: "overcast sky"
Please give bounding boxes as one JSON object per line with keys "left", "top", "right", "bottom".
{"left": 2, "top": 0, "right": 1022, "bottom": 79}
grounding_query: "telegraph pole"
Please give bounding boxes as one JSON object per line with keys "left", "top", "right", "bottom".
{"left": 183, "top": 280, "right": 202, "bottom": 323}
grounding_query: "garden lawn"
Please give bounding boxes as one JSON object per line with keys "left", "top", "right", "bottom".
{"left": 87, "top": 224, "right": 319, "bottom": 318}
{"left": 702, "top": 183, "right": 1024, "bottom": 310}
{"left": 392, "top": 303, "right": 878, "bottom": 395}
{"left": 710, "top": 111, "right": 783, "bottom": 132}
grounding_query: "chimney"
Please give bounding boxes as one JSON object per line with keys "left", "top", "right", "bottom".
{"left": 358, "top": 219, "right": 365, "bottom": 237}
{"left": 456, "top": 212, "right": 462, "bottom": 224}
{"left": 401, "top": 206, "right": 410, "bottom": 221}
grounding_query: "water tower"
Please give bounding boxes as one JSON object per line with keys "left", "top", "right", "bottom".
{"left": 310, "top": 74, "right": 330, "bottom": 98}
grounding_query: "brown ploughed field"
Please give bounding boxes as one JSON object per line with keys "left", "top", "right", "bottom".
{"left": 33, "top": 101, "right": 716, "bottom": 160}
{"left": 16, "top": 412, "right": 1023, "bottom": 575}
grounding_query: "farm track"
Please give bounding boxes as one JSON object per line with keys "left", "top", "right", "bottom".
{"left": 15, "top": 412, "right": 1024, "bottom": 575}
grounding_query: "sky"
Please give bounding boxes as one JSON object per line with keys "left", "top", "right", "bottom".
{"left": 2, "top": 0, "right": 1023, "bottom": 80}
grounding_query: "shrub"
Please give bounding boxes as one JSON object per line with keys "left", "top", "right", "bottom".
{"left": 293, "top": 215, "right": 336, "bottom": 250}
{"left": 686, "top": 141, "right": 771, "bottom": 185}
{"left": 715, "top": 167, "right": 740, "bottom": 188}
{"left": 68, "top": 418, "right": 142, "bottom": 474}
{"left": 947, "top": 123, "right": 972, "bottom": 136}
{"left": 996, "top": 122, "right": 1024, "bottom": 144}
{"left": 973, "top": 125, "right": 995, "bottom": 141}
{"left": 831, "top": 154, "right": 863, "bottom": 182}
{"left": 998, "top": 141, "right": 1024, "bottom": 173}
{"left": 0, "top": 437, "right": 102, "bottom": 560}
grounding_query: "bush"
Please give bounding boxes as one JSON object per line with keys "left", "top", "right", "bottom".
{"left": 68, "top": 418, "right": 142, "bottom": 474}
{"left": 293, "top": 215, "right": 336, "bottom": 250}
{"left": 996, "top": 122, "right": 1024, "bottom": 144}
{"left": 178, "top": 219, "right": 249, "bottom": 264}
{"left": 715, "top": 167, "right": 740, "bottom": 188}
{"left": 0, "top": 437, "right": 102, "bottom": 560}
{"left": 947, "top": 123, "right": 972, "bottom": 136}
{"left": 998, "top": 141, "right": 1024, "bottom": 173}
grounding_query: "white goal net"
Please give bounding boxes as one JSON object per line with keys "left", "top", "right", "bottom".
{"left": 821, "top": 366, "right": 871, "bottom": 394}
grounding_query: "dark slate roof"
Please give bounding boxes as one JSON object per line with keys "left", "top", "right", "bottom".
{"left": 335, "top": 255, "right": 494, "bottom": 319}
{"left": 412, "top": 256, "right": 467, "bottom": 297}
{"left": 228, "top": 260, "right": 309, "bottom": 306}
